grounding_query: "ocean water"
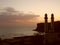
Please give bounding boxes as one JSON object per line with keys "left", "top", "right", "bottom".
{"left": 0, "top": 25, "right": 37, "bottom": 39}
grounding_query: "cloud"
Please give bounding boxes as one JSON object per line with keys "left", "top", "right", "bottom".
{"left": 0, "top": 7, "right": 40, "bottom": 25}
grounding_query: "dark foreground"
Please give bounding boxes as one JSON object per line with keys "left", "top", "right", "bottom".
{"left": 0, "top": 35, "right": 60, "bottom": 45}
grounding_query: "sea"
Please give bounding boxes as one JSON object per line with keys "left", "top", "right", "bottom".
{"left": 0, "top": 25, "right": 37, "bottom": 39}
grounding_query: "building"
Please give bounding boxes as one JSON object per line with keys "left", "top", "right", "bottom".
{"left": 34, "top": 13, "right": 60, "bottom": 44}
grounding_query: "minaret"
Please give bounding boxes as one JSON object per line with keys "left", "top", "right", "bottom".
{"left": 44, "top": 13, "right": 48, "bottom": 33}
{"left": 51, "top": 13, "right": 54, "bottom": 32}
{"left": 44, "top": 13, "right": 48, "bottom": 45}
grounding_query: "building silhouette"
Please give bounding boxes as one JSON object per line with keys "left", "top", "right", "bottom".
{"left": 34, "top": 13, "right": 60, "bottom": 45}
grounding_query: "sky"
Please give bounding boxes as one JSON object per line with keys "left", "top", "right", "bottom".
{"left": 0, "top": 0, "right": 60, "bottom": 22}
{"left": 0, "top": 0, "right": 60, "bottom": 37}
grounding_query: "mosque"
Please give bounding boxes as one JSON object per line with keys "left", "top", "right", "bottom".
{"left": 34, "top": 13, "right": 60, "bottom": 44}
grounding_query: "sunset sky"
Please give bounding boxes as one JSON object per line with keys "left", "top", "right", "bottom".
{"left": 0, "top": 0, "right": 60, "bottom": 24}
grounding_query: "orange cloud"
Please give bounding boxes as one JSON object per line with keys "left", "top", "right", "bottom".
{"left": 0, "top": 7, "right": 40, "bottom": 26}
